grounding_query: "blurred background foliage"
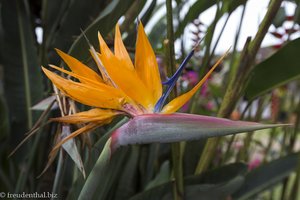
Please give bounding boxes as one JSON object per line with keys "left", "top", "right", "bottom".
{"left": 0, "top": 0, "right": 300, "bottom": 199}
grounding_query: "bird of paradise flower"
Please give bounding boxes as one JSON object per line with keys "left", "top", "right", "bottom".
{"left": 42, "top": 22, "right": 284, "bottom": 158}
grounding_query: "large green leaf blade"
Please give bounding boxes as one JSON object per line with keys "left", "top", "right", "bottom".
{"left": 245, "top": 38, "right": 300, "bottom": 100}
{"left": 45, "top": 0, "right": 110, "bottom": 54}
{"left": 233, "top": 153, "right": 299, "bottom": 200}
{"left": 130, "top": 163, "right": 247, "bottom": 200}
{"left": 112, "top": 113, "right": 288, "bottom": 148}
{"left": 1, "top": 0, "right": 43, "bottom": 142}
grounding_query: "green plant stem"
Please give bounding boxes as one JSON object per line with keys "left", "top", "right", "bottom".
{"left": 165, "top": 0, "right": 184, "bottom": 199}
{"left": 291, "top": 161, "right": 300, "bottom": 200}
{"left": 291, "top": 100, "right": 300, "bottom": 150}
{"left": 189, "top": 0, "right": 221, "bottom": 120}
{"left": 237, "top": 96, "right": 266, "bottom": 161}
{"left": 209, "top": 13, "right": 231, "bottom": 62}
{"left": 222, "top": 96, "right": 251, "bottom": 164}
{"left": 263, "top": 128, "right": 276, "bottom": 164}
{"left": 198, "top": 1, "right": 221, "bottom": 78}
{"left": 17, "top": 0, "right": 32, "bottom": 129}
{"left": 195, "top": 0, "right": 283, "bottom": 174}
{"left": 165, "top": 0, "right": 176, "bottom": 76}
{"left": 290, "top": 100, "right": 300, "bottom": 200}
{"left": 229, "top": 3, "right": 247, "bottom": 79}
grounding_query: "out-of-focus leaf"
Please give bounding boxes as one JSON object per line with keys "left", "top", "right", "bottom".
{"left": 44, "top": 0, "right": 110, "bottom": 56}
{"left": 0, "top": 7, "right": 9, "bottom": 140}
{"left": 68, "top": 0, "right": 135, "bottom": 61}
{"left": 120, "top": 0, "right": 147, "bottom": 31}
{"left": 31, "top": 96, "right": 58, "bottom": 110}
{"left": 1, "top": 0, "right": 43, "bottom": 144}
{"left": 163, "top": 177, "right": 243, "bottom": 200}
{"left": 223, "top": 0, "right": 247, "bottom": 13}
{"left": 140, "top": 0, "right": 157, "bottom": 26}
{"left": 245, "top": 38, "right": 300, "bottom": 100}
{"left": 130, "top": 163, "right": 247, "bottom": 200}
{"left": 0, "top": 95, "right": 9, "bottom": 140}
{"left": 272, "top": 6, "right": 286, "bottom": 28}
{"left": 148, "top": 15, "right": 167, "bottom": 49}
{"left": 175, "top": 1, "right": 217, "bottom": 38}
{"left": 112, "top": 113, "right": 288, "bottom": 148}
{"left": 124, "top": 0, "right": 157, "bottom": 46}
{"left": 61, "top": 126, "right": 86, "bottom": 178}
{"left": 175, "top": 0, "right": 247, "bottom": 38}
{"left": 78, "top": 138, "right": 130, "bottom": 200}
{"left": 78, "top": 138, "right": 113, "bottom": 200}
{"left": 184, "top": 140, "right": 206, "bottom": 175}
{"left": 41, "top": 0, "right": 70, "bottom": 51}
{"left": 145, "top": 161, "right": 170, "bottom": 190}
{"left": 66, "top": 118, "right": 129, "bottom": 200}
{"left": 233, "top": 153, "right": 299, "bottom": 200}
{"left": 111, "top": 146, "right": 140, "bottom": 200}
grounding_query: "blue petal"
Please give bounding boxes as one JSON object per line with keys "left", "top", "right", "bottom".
{"left": 154, "top": 49, "right": 195, "bottom": 112}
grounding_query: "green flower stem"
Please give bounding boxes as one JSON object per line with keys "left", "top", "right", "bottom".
{"left": 228, "top": 3, "right": 247, "bottom": 81}
{"left": 290, "top": 100, "right": 300, "bottom": 200}
{"left": 291, "top": 158, "right": 300, "bottom": 200}
{"left": 189, "top": 1, "right": 221, "bottom": 114}
{"left": 17, "top": 0, "right": 32, "bottom": 129}
{"left": 291, "top": 100, "right": 300, "bottom": 150}
{"left": 263, "top": 128, "right": 276, "bottom": 164}
{"left": 209, "top": 13, "right": 231, "bottom": 62}
{"left": 195, "top": 0, "right": 283, "bottom": 175}
{"left": 237, "top": 96, "right": 266, "bottom": 162}
{"left": 166, "top": 0, "right": 184, "bottom": 199}
{"left": 198, "top": 1, "right": 221, "bottom": 78}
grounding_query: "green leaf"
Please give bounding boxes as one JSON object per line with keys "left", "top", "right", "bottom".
{"left": 0, "top": 95, "right": 9, "bottom": 140}
{"left": 78, "top": 138, "right": 131, "bottom": 200}
{"left": 245, "top": 38, "right": 300, "bottom": 100}
{"left": 175, "top": 0, "right": 247, "bottom": 38}
{"left": 175, "top": 1, "right": 217, "bottom": 38}
{"left": 111, "top": 146, "right": 140, "bottom": 200}
{"left": 130, "top": 163, "right": 247, "bottom": 200}
{"left": 111, "top": 113, "right": 288, "bottom": 148}
{"left": 68, "top": 0, "right": 135, "bottom": 61}
{"left": 124, "top": 0, "right": 157, "bottom": 46}
{"left": 183, "top": 140, "right": 206, "bottom": 175}
{"left": 145, "top": 161, "right": 170, "bottom": 190}
{"left": 1, "top": 0, "right": 43, "bottom": 142}
{"left": 233, "top": 153, "right": 299, "bottom": 200}
{"left": 272, "top": 6, "right": 286, "bottom": 28}
{"left": 44, "top": 0, "right": 112, "bottom": 54}
{"left": 65, "top": 118, "right": 128, "bottom": 200}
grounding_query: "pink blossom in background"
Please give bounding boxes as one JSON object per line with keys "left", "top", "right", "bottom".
{"left": 182, "top": 71, "right": 199, "bottom": 86}
{"left": 200, "top": 80, "right": 209, "bottom": 97}
{"left": 233, "top": 141, "right": 243, "bottom": 150}
{"left": 248, "top": 157, "right": 262, "bottom": 170}
{"left": 181, "top": 101, "right": 190, "bottom": 112}
{"left": 205, "top": 101, "right": 214, "bottom": 111}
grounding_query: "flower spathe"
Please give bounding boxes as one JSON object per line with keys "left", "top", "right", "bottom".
{"left": 42, "top": 22, "right": 227, "bottom": 150}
